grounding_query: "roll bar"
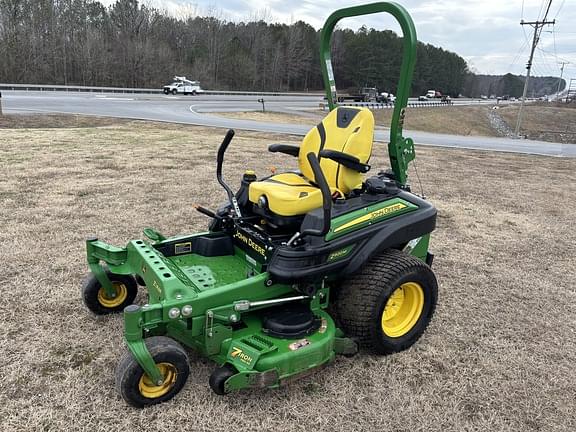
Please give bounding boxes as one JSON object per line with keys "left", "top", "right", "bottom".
{"left": 319, "top": 2, "right": 418, "bottom": 186}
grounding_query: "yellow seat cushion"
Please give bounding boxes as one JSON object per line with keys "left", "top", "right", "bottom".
{"left": 248, "top": 173, "right": 331, "bottom": 217}
{"left": 249, "top": 107, "right": 375, "bottom": 217}
{"left": 299, "top": 107, "right": 374, "bottom": 194}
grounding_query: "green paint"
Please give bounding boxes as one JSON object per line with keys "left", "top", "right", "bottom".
{"left": 124, "top": 307, "right": 164, "bottom": 385}
{"left": 326, "top": 197, "right": 418, "bottom": 241}
{"left": 320, "top": 2, "right": 418, "bottom": 186}
{"left": 404, "top": 234, "right": 430, "bottom": 262}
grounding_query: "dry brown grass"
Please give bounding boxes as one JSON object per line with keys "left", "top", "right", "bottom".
{"left": 1, "top": 116, "right": 575, "bottom": 431}
{"left": 213, "top": 110, "right": 316, "bottom": 125}
{"left": 0, "top": 113, "right": 133, "bottom": 129}
{"left": 372, "top": 105, "right": 498, "bottom": 137}
{"left": 498, "top": 103, "right": 576, "bottom": 144}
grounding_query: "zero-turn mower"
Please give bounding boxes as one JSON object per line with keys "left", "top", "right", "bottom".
{"left": 81, "top": 2, "right": 438, "bottom": 407}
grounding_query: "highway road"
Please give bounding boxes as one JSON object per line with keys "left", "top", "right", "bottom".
{"left": 3, "top": 91, "right": 574, "bottom": 157}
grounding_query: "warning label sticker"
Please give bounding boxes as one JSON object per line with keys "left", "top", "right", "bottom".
{"left": 174, "top": 242, "right": 192, "bottom": 254}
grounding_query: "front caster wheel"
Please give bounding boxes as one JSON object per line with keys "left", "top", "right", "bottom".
{"left": 115, "top": 337, "right": 190, "bottom": 408}
{"left": 337, "top": 249, "right": 437, "bottom": 354}
{"left": 81, "top": 271, "right": 138, "bottom": 315}
{"left": 209, "top": 364, "right": 237, "bottom": 395}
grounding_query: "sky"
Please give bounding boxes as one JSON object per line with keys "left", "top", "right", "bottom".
{"left": 107, "top": 0, "right": 576, "bottom": 77}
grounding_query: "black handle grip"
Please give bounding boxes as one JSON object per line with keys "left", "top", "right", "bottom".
{"left": 195, "top": 205, "right": 217, "bottom": 219}
{"left": 215, "top": 129, "right": 242, "bottom": 217}
{"left": 269, "top": 144, "right": 300, "bottom": 157}
{"left": 217, "top": 129, "right": 235, "bottom": 177}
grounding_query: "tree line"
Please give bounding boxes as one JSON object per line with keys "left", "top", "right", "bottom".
{"left": 1, "top": 0, "right": 544, "bottom": 97}
{"left": 464, "top": 73, "right": 565, "bottom": 98}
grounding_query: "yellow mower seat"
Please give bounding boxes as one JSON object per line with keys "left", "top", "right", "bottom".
{"left": 248, "top": 172, "right": 331, "bottom": 217}
{"left": 249, "top": 107, "right": 375, "bottom": 217}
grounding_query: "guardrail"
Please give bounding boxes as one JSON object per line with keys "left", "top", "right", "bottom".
{"left": 320, "top": 100, "right": 456, "bottom": 110}
{"left": 0, "top": 83, "right": 323, "bottom": 97}
{"left": 0, "top": 83, "right": 161, "bottom": 94}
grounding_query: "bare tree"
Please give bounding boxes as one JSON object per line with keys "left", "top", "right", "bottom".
{"left": 0, "top": 0, "right": 472, "bottom": 96}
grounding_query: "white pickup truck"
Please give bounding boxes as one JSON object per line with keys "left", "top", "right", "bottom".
{"left": 163, "top": 77, "right": 203, "bottom": 95}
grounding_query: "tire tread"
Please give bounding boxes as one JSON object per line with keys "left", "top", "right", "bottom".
{"left": 336, "top": 249, "right": 437, "bottom": 354}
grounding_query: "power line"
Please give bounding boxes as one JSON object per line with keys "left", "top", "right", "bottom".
{"left": 537, "top": 0, "right": 548, "bottom": 21}
{"left": 507, "top": 38, "right": 530, "bottom": 71}
{"left": 515, "top": 0, "right": 555, "bottom": 135}
{"left": 538, "top": 46, "right": 572, "bottom": 64}
{"left": 552, "top": 27, "right": 559, "bottom": 64}
{"left": 553, "top": 0, "right": 566, "bottom": 19}
{"left": 557, "top": 61, "right": 568, "bottom": 96}
{"left": 535, "top": 47, "right": 559, "bottom": 76}
{"left": 542, "top": 0, "right": 554, "bottom": 21}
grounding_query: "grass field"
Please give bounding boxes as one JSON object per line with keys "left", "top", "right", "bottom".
{"left": 372, "top": 105, "right": 498, "bottom": 137}
{"left": 1, "top": 116, "right": 575, "bottom": 431}
{"left": 214, "top": 103, "right": 576, "bottom": 144}
{"left": 210, "top": 110, "right": 312, "bottom": 125}
{"left": 498, "top": 103, "right": 576, "bottom": 143}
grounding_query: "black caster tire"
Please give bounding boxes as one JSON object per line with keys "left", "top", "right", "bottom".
{"left": 115, "top": 337, "right": 190, "bottom": 408}
{"left": 337, "top": 249, "right": 438, "bottom": 354}
{"left": 81, "top": 271, "right": 138, "bottom": 315}
{"left": 209, "top": 364, "right": 237, "bottom": 395}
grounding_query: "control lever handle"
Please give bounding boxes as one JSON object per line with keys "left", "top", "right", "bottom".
{"left": 215, "top": 129, "right": 242, "bottom": 217}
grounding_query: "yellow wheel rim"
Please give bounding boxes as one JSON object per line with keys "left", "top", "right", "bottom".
{"left": 97, "top": 282, "right": 128, "bottom": 308}
{"left": 138, "top": 363, "right": 178, "bottom": 399}
{"left": 381, "top": 282, "right": 424, "bottom": 338}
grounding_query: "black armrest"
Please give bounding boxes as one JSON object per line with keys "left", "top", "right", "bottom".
{"left": 268, "top": 144, "right": 299, "bottom": 157}
{"left": 318, "top": 150, "right": 370, "bottom": 173}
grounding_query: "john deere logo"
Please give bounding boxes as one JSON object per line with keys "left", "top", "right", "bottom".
{"left": 233, "top": 230, "right": 266, "bottom": 257}
{"left": 333, "top": 202, "right": 408, "bottom": 234}
{"left": 367, "top": 203, "right": 407, "bottom": 221}
{"left": 231, "top": 347, "right": 253, "bottom": 365}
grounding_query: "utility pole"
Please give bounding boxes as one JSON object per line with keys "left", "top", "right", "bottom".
{"left": 556, "top": 61, "right": 568, "bottom": 99}
{"left": 515, "top": 0, "right": 555, "bottom": 136}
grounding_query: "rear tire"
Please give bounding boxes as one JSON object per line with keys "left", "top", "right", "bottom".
{"left": 336, "top": 249, "right": 437, "bottom": 354}
{"left": 115, "top": 337, "right": 190, "bottom": 408}
{"left": 81, "top": 271, "right": 138, "bottom": 315}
